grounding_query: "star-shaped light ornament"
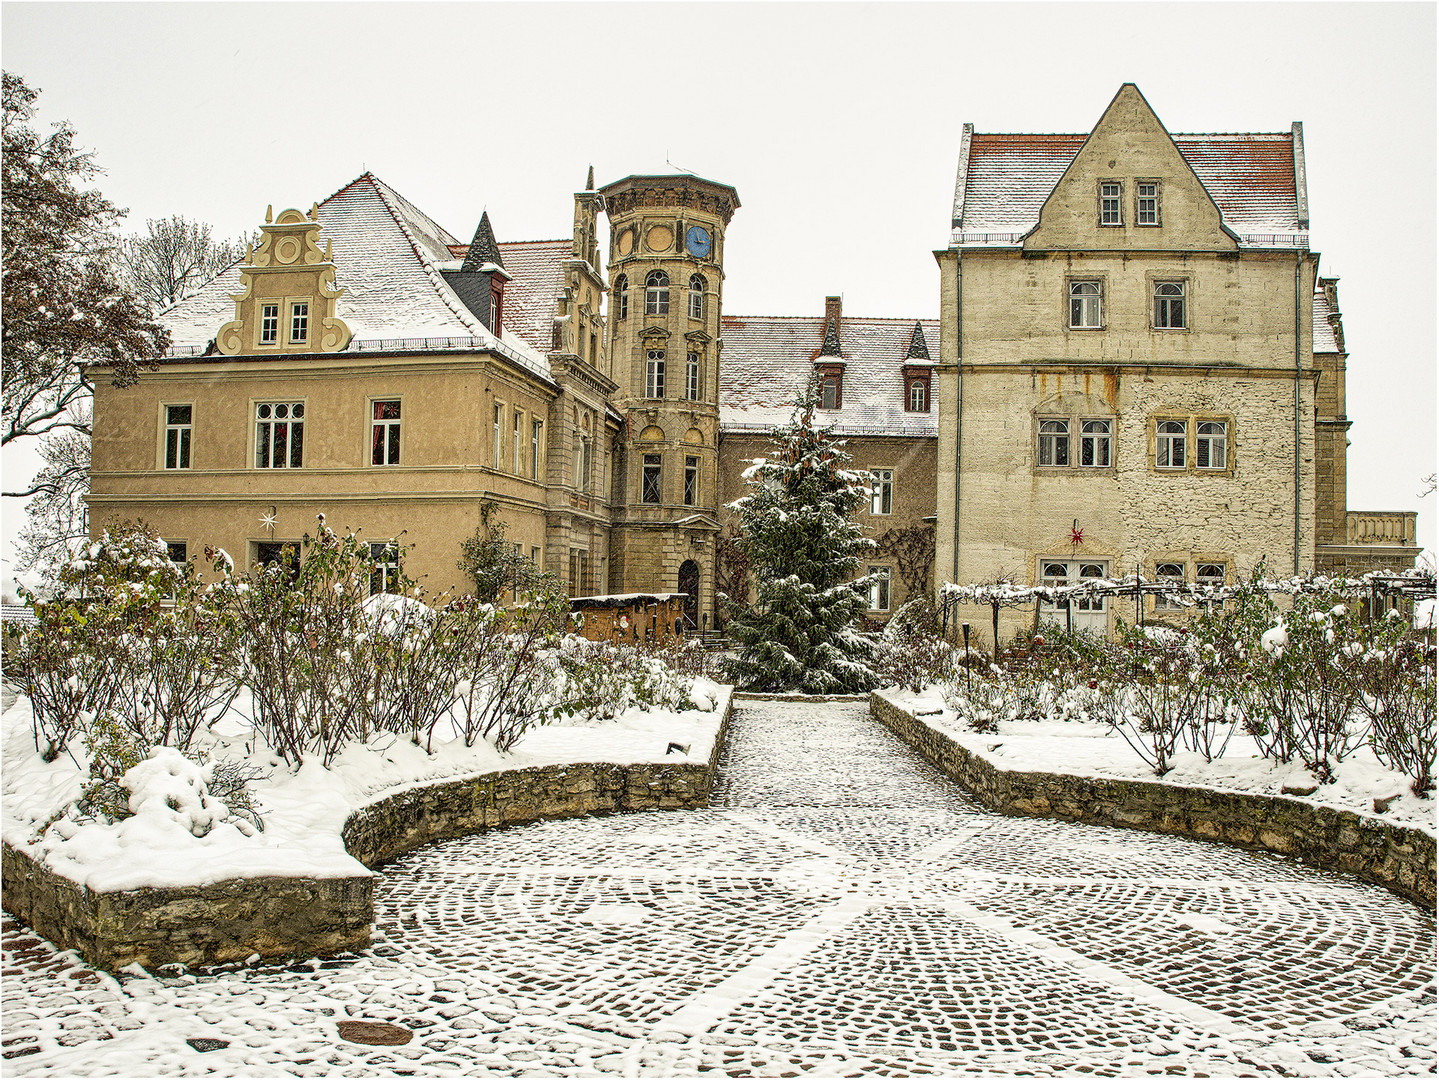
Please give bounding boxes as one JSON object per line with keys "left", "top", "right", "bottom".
{"left": 260, "top": 510, "right": 278, "bottom": 533}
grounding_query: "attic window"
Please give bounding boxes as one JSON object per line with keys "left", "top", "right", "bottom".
{"left": 819, "top": 374, "right": 841, "bottom": 410}
{"left": 1137, "top": 182, "right": 1160, "bottom": 226}
{"left": 490, "top": 286, "right": 503, "bottom": 335}
{"left": 908, "top": 381, "right": 927, "bottom": 412}
{"left": 290, "top": 302, "right": 309, "bottom": 344}
{"left": 260, "top": 304, "right": 280, "bottom": 345}
{"left": 1100, "top": 182, "right": 1123, "bottom": 226}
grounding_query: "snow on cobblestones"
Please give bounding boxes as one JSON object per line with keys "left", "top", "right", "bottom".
{"left": 3, "top": 699, "right": 1435, "bottom": 1076}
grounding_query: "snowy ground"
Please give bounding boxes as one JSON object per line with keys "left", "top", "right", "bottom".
{"left": 0, "top": 681, "right": 728, "bottom": 893}
{"left": 3, "top": 699, "right": 1434, "bottom": 1077}
{"left": 883, "top": 687, "right": 1437, "bottom": 836}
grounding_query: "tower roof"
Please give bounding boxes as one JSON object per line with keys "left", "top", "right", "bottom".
{"left": 461, "top": 211, "right": 506, "bottom": 273}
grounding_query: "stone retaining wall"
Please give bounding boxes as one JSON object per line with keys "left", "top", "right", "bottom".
{"left": 2, "top": 692, "right": 732, "bottom": 971}
{"left": 870, "top": 692, "right": 1435, "bottom": 909}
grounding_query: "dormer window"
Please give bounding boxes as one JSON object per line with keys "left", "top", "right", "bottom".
{"left": 290, "top": 301, "right": 309, "bottom": 344}
{"left": 908, "top": 381, "right": 927, "bottom": 412}
{"left": 260, "top": 304, "right": 279, "bottom": 345}
{"left": 688, "top": 274, "right": 705, "bottom": 320}
{"left": 490, "top": 286, "right": 503, "bottom": 335}
{"left": 820, "top": 374, "right": 840, "bottom": 410}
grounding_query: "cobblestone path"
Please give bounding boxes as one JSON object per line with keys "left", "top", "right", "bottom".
{"left": 3, "top": 699, "right": 1435, "bottom": 1076}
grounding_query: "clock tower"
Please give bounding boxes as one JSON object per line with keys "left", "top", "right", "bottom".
{"left": 599, "top": 173, "right": 740, "bottom": 630}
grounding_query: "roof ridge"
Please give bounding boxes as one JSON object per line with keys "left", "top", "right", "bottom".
{"left": 496, "top": 238, "right": 571, "bottom": 247}
{"left": 723, "top": 314, "right": 938, "bottom": 324}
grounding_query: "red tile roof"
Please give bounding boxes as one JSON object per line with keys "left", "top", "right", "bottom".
{"left": 495, "top": 240, "right": 569, "bottom": 353}
{"left": 957, "top": 131, "right": 1303, "bottom": 244}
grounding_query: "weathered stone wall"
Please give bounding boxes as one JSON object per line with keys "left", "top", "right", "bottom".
{"left": 2, "top": 693, "right": 732, "bottom": 971}
{"left": 0, "top": 843, "right": 373, "bottom": 972}
{"left": 870, "top": 692, "right": 1435, "bottom": 909}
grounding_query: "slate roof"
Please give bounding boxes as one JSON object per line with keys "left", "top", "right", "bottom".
{"left": 719, "top": 315, "right": 940, "bottom": 438}
{"left": 955, "top": 131, "right": 1304, "bottom": 247}
{"left": 495, "top": 240, "right": 570, "bottom": 353}
{"left": 1313, "top": 288, "right": 1341, "bottom": 355}
{"left": 156, "top": 173, "right": 552, "bottom": 382}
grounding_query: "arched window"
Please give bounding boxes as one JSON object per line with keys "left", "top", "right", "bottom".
{"left": 645, "top": 271, "right": 669, "bottom": 316}
{"left": 908, "top": 380, "right": 927, "bottom": 412}
{"left": 688, "top": 274, "right": 705, "bottom": 320}
{"left": 613, "top": 274, "right": 628, "bottom": 319}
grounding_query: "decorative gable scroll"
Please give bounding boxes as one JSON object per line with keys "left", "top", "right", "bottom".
{"left": 216, "top": 205, "right": 351, "bottom": 355}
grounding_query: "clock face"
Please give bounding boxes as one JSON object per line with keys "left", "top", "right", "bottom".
{"left": 685, "top": 225, "right": 712, "bottom": 258}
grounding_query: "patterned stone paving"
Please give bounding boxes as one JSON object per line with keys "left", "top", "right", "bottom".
{"left": 2, "top": 698, "right": 1434, "bottom": 1076}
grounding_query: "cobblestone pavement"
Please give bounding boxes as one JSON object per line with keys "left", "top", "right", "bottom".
{"left": 3, "top": 699, "right": 1435, "bottom": 1077}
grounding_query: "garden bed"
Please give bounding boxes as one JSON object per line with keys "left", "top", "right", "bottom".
{"left": 1, "top": 686, "right": 732, "bottom": 971}
{"left": 871, "top": 689, "right": 1435, "bottom": 908}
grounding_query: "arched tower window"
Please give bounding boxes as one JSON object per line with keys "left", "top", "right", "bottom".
{"left": 645, "top": 271, "right": 669, "bottom": 316}
{"left": 613, "top": 274, "right": 628, "bottom": 319}
{"left": 688, "top": 274, "right": 705, "bottom": 320}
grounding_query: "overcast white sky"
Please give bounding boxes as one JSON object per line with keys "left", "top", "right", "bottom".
{"left": 2, "top": 1, "right": 1435, "bottom": 586}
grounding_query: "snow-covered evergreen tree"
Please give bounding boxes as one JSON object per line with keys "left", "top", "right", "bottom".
{"left": 725, "top": 382, "right": 880, "bottom": 692}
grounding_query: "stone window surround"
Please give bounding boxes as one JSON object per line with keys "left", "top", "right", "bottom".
{"left": 289, "top": 300, "right": 310, "bottom": 345}
{"left": 1135, "top": 178, "right": 1162, "bottom": 227}
{"left": 867, "top": 563, "right": 893, "bottom": 612}
{"left": 159, "top": 401, "right": 193, "bottom": 471}
{"left": 1065, "top": 275, "right": 1107, "bottom": 331}
{"left": 1031, "top": 411, "right": 1118, "bottom": 473}
{"left": 1147, "top": 411, "right": 1236, "bottom": 477}
{"left": 1149, "top": 555, "right": 1231, "bottom": 611}
{"left": 252, "top": 398, "right": 306, "bottom": 470}
{"left": 254, "top": 295, "right": 312, "bottom": 350}
{"left": 1149, "top": 273, "right": 1191, "bottom": 331}
{"left": 1098, "top": 179, "right": 1124, "bottom": 226}
{"left": 870, "top": 468, "right": 894, "bottom": 516}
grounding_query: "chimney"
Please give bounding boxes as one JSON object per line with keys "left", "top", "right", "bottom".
{"left": 824, "top": 295, "right": 842, "bottom": 324}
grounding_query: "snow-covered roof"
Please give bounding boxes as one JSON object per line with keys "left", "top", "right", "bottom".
{"left": 1312, "top": 288, "right": 1340, "bottom": 355}
{"left": 496, "top": 240, "right": 569, "bottom": 353}
{"left": 955, "top": 132, "right": 1305, "bottom": 248}
{"left": 1, "top": 603, "right": 38, "bottom": 628}
{"left": 719, "top": 315, "right": 940, "bottom": 438}
{"left": 157, "top": 173, "right": 553, "bottom": 383}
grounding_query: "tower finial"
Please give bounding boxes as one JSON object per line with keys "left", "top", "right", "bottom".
{"left": 586, "top": 165, "right": 595, "bottom": 191}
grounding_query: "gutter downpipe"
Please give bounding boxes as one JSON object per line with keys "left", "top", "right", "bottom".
{"left": 953, "top": 252, "right": 963, "bottom": 585}
{"left": 1293, "top": 250, "right": 1302, "bottom": 577}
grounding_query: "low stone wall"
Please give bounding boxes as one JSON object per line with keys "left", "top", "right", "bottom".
{"left": 2, "top": 692, "right": 732, "bottom": 971}
{"left": 870, "top": 692, "right": 1436, "bottom": 909}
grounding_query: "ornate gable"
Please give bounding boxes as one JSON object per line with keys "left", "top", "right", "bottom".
{"left": 216, "top": 205, "right": 351, "bottom": 355}
{"left": 1024, "top": 84, "right": 1236, "bottom": 253}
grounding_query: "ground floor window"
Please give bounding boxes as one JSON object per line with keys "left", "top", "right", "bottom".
{"left": 868, "top": 565, "right": 891, "bottom": 612}
{"left": 254, "top": 541, "right": 301, "bottom": 582}
{"left": 369, "top": 541, "right": 400, "bottom": 595}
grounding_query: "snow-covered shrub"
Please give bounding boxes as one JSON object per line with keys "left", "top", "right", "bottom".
{"left": 554, "top": 636, "right": 695, "bottom": 723}
{"left": 451, "top": 579, "right": 570, "bottom": 751}
{"left": 943, "top": 668, "right": 1018, "bottom": 733}
{"left": 1107, "top": 621, "right": 1205, "bottom": 777}
{"left": 14, "top": 523, "right": 186, "bottom": 761}
{"left": 1239, "top": 593, "right": 1364, "bottom": 783}
{"left": 210, "top": 520, "right": 392, "bottom": 766}
{"left": 874, "top": 631, "right": 961, "bottom": 694}
{"left": 1345, "top": 615, "right": 1436, "bottom": 796}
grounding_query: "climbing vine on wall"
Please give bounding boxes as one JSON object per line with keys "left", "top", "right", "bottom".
{"left": 713, "top": 524, "right": 751, "bottom": 627}
{"left": 876, "top": 524, "right": 936, "bottom": 599}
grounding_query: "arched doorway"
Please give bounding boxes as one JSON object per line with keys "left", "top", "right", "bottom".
{"left": 678, "top": 560, "right": 700, "bottom": 631}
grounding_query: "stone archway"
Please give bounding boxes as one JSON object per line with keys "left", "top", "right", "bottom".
{"left": 678, "top": 559, "right": 700, "bottom": 630}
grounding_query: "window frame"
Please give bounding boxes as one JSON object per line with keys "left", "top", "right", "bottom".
{"left": 683, "top": 454, "right": 699, "bottom": 507}
{"left": 369, "top": 541, "right": 401, "bottom": 596}
{"left": 687, "top": 274, "right": 705, "bottom": 320}
{"left": 870, "top": 469, "right": 894, "bottom": 516}
{"left": 686, "top": 351, "right": 701, "bottom": 401}
{"left": 258, "top": 303, "right": 281, "bottom": 347}
{"left": 645, "top": 350, "right": 666, "bottom": 398}
{"left": 370, "top": 398, "right": 402, "bottom": 467}
{"left": 1152, "top": 279, "right": 1188, "bottom": 330}
{"left": 1136, "top": 180, "right": 1161, "bottom": 227}
{"left": 908, "top": 380, "right": 928, "bottom": 412}
{"left": 1196, "top": 419, "right": 1228, "bottom": 471}
{"left": 1068, "top": 279, "right": 1104, "bottom": 330}
{"left": 1079, "top": 418, "right": 1111, "bottom": 468}
{"left": 1037, "top": 418, "right": 1070, "bottom": 467}
{"left": 1155, "top": 418, "right": 1187, "bottom": 470}
{"left": 868, "top": 565, "right": 892, "bottom": 613}
{"left": 492, "top": 402, "right": 505, "bottom": 469}
{"left": 641, "top": 453, "right": 663, "bottom": 505}
{"left": 819, "top": 374, "right": 840, "bottom": 410}
{"left": 1099, "top": 180, "right": 1124, "bottom": 226}
{"left": 613, "top": 274, "right": 629, "bottom": 319}
{"left": 644, "top": 270, "right": 669, "bottom": 317}
{"left": 163, "top": 403, "right": 193, "bottom": 470}
{"left": 253, "top": 399, "right": 306, "bottom": 469}
{"left": 289, "top": 300, "right": 310, "bottom": 345}
{"left": 1154, "top": 561, "right": 1186, "bottom": 610}
{"left": 531, "top": 419, "right": 543, "bottom": 481}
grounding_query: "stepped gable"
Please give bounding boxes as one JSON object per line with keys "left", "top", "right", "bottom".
{"left": 956, "top": 131, "right": 1302, "bottom": 241}
{"left": 720, "top": 314, "right": 940, "bottom": 438}
{"left": 154, "top": 173, "right": 551, "bottom": 381}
